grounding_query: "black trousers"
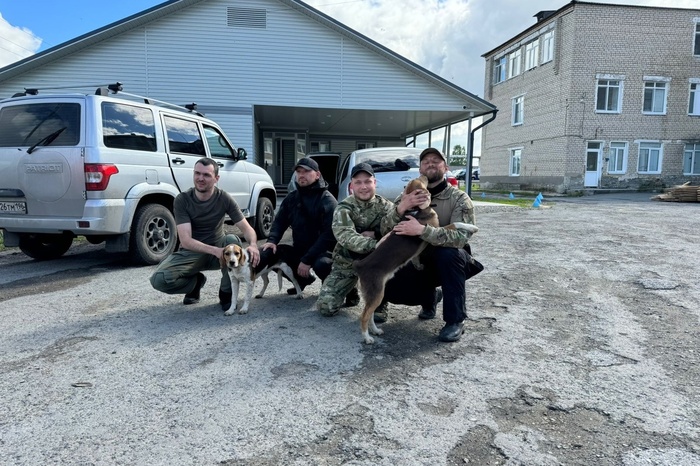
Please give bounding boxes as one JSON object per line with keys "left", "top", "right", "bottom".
{"left": 257, "top": 244, "right": 332, "bottom": 287}
{"left": 383, "top": 246, "right": 483, "bottom": 324}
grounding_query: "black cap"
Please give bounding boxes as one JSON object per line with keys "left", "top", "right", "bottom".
{"left": 351, "top": 162, "right": 374, "bottom": 178}
{"left": 419, "top": 147, "right": 446, "bottom": 162}
{"left": 294, "top": 157, "right": 320, "bottom": 172}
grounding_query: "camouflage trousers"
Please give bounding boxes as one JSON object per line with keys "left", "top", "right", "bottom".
{"left": 316, "top": 259, "right": 357, "bottom": 316}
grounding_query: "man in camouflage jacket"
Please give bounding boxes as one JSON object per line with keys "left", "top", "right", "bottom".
{"left": 316, "top": 163, "right": 394, "bottom": 318}
{"left": 380, "top": 147, "right": 482, "bottom": 342}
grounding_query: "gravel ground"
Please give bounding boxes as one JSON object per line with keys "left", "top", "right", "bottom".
{"left": 1, "top": 193, "right": 699, "bottom": 465}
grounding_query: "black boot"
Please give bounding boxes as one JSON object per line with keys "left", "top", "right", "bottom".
{"left": 343, "top": 288, "right": 360, "bottom": 307}
{"left": 219, "top": 289, "right": 232, "bottom": 312}
{"left": 418, "top": 288, "right": 443, "bottom": 320}
{"left": 183, "top": 273, "right": 207, "bottom": 305}
{"left": 287, "top": 273, "right": 317, "bottom": 295}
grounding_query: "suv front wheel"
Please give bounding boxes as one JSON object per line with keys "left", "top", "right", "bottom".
{"left": 254, "top": 197, "right": 274, "bottom": 239}
{"left": 129, "top": 204, "right": 178, "bottom": 265}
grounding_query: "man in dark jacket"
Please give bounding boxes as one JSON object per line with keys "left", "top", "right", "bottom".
{"left": 259, "top": 157, "right": 337, "bottom": 294}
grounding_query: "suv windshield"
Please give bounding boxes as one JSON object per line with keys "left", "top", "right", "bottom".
{"left": 0, "top": 103, "right": 80, "bottom": 147}
{"left": 357, "top": 149, "right": 419, "bottom": 172}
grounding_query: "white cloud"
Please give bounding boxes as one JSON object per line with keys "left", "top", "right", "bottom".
{"left": 0, "top": 13, "right": 41, "bottom": 68}
{"left": 306, "top": 0, "right": 700, "bottom": 96}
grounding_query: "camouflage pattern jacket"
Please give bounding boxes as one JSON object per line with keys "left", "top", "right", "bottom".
{"left": 331, "top": 194, "right": 395, "bottom": 266}
{"left": 381, "top": 183, "right": 476, "bottom": 249}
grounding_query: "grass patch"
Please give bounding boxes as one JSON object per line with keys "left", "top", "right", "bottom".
{"left": 476, "top": 198, "right": 536, "bottom": 208}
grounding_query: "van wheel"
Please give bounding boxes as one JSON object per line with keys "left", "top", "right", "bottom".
{"left": 129, "top": 204, "right": 178, "bottom": 265}
{"left": 254, "top": 197, "right": 274, "bottom": 239}
{"left": 19, "top": 232, "right": 74, "bottom": 261}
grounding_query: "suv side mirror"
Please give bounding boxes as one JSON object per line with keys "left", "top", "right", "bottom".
{"left": 236, "top": 148, "right": 247, "bottom": 161}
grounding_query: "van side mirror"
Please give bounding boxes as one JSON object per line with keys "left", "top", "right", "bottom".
{"left": 236, "top": 148, "right": 247, "bottom": 161}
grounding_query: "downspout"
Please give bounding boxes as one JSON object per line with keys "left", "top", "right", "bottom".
{"left": 467, "top": 109, "right": 498, "bottom": 197}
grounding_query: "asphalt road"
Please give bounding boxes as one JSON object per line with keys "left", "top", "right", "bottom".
{"left": 1, "top": 192, "right": 699, "bottom": 465}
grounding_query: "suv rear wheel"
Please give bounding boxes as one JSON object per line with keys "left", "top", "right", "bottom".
{"left": 129, "top": 204, "right": 178, "bottom": 265}
{"left": 254, "top": 197, "right": 274, "bottom": 239}
{"left": 19, "top": 232, "right": 74, "bottom": 261}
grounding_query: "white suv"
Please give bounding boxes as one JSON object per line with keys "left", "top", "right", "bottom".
{"left": 0, "top": 84, "right": 276, "bottom": 264}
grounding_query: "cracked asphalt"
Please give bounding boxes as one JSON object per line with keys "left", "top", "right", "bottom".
{"left": 1, "top": 192, "right": 699, "bottom": 465}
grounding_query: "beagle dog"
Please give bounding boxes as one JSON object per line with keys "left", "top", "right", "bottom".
{"left": 220, "top": 244, "right": 303, "bottom": 316}
{"left": 352, "top": 175, "right": 479, "bottom": 344}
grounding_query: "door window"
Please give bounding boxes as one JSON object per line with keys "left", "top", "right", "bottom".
{"left": 164, "top": 116, "right": 205, "bottom": 155}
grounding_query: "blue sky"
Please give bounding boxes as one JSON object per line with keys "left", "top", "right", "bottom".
{"left": 1, "top": 0, "right": 697, "bottom": 96}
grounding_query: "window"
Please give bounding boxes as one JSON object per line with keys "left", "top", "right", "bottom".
{"left": 683, "top": 143, "right": 700, "bottom": 175}
{"left": 689, "top": 82, "right": 700, "bottom": 115}
{"left": 101, "top": 103, "right": 156, "bottom": 151}
{"left": 0, "top": 103, "right": 80, "bottom": 148}
{"left": 525, "top": 41, "right": 539, "bottom": 70}
{"left": 695, "top": 22, "right": 700, "bottom": 56}
{"left": 643, "top": 80, "right": 668, "bottom": 114}
{"left": 508, "top": 49, "right": 521, "bottom": 79}
{"left": 203, "top": 125, "right": 235, "bottom": 158}
{"left": 512, "top": 95, "right": 524, "bottom": 126}
{"left": 494, "top": 57, "right": 506, "bottom": 83}
{"left": 607, "top": 142, "right": 627, "bottom": 174}
{"left": 510, "top": 148, "right": 522, "bottom": 176}
{"left": 164, "top": 116, "right": 205, "bottom": 156}
{"left": 542, "top": 30, "right": 554, "bottom": 63}
{"left": 596, "top": 79, "right": 623, "bottom": 113}
{"left": 637, "top": 142, "right": 662, "bottom": 174}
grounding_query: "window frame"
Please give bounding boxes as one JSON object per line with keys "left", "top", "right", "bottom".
{"left": 511, "top": 94, "right": 524, "bottom": 126}
{"left": 689, "top": 80, "right": 700, "bottom": 115}
{"left": 694, "top": 21, "right": 700, "bottom": 56}
{"left": 683, "top": 143, "right": 700, "bottom": 175}
{"left": 508, "top": 48, "right": 521, "bottom": 79}
{"left": 541, "top": 30, "right": 554, "bottom": 63}
{"left": 494, "top": 56, "right": 506, "bottom": 84}
{"left": 607, "top": 141, "right": 628, "bottom": 174}
{"left": 525, "top": 40, "right": 539, "bottom": 70}
{"left": 636, "top": 141, "right": 663, "bottom": 174}
{"left": 509, "top": 147, "right": 522, "bottom": 176}
{"left": 595, "top": 77, "right": 624, "bottom": 114}
{"left": 642, "top": 78, "right": 669, "bottom": 115}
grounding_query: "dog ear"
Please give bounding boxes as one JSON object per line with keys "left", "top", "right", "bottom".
{"left": 219, "top": 247, "right": 228, "bottom": 269}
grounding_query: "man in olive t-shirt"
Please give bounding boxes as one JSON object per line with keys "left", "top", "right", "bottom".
{"left": 150, "top": 158, "right": 260, "bottom": 310}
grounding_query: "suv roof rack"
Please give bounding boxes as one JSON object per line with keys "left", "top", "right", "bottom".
{"left": 95, "top": 82, "right": 205, "bottom": 116}
{"left": 9, "top": 82, "right": 204, "bottom": 117}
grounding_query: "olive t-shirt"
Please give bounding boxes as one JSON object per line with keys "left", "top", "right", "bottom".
{"left": 174, "top": 187, "right": 244, "bottom": 246}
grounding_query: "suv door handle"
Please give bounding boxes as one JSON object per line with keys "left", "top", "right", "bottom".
{"left": 217, "top": 162, "right": 224, "bottom": 167}
{"left": 172, "top": 157, "right": 185, "bottom": 165}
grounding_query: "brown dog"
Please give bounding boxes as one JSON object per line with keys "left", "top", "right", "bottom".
{"left": 352, "top": 175, "right": 478, "bottom": 344}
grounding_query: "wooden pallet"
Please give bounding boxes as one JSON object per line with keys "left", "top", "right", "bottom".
{"left": 650, "top": 182, "right": 700, "bottom": 202}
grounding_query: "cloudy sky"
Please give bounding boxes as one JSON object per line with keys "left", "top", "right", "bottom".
{"left": 1, "top": 0, "right": 698, "bottom": 98}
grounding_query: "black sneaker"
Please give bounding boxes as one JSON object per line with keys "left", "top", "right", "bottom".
{"left": 418, "top": 288, "right": 443, "bottom": 320}
{"left": 183, "top": 273, "right": 207, "bottom": 305}
{"left": 343, "top": 288, "right": 360, "bottom": 307}
{"left": 373, "top": 301, "right": 389, "bottom": 323}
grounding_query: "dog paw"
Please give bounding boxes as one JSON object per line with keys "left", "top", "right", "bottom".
{"left": 255, "top": 294, "right": 263, "bottom": 299}
{"left": 363, "top": 335, "right": 375, "bottom": 344}
{"left": 294, "top": 293, "right": 304, "bottom": 300}
{"left": 371, "top": 328, "right": 384, "bottom": 336}
{"left": 224, "top": 309, "right": 236, "bottom": 316}
{"left": 238, "top": 309, "right": 249, "bottom": 314}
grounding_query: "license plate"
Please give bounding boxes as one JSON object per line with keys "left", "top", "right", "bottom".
{"left": 0, "top": 201, "right": 27, "bottom": 214}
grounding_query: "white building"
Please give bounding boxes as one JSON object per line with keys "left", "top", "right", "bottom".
{"left": 0, "top": 0, "right": 496, "bottom": 188}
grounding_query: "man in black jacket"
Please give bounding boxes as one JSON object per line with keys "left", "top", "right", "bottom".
{"left": 258, "top": 157, "right": 338, "bottom": 295}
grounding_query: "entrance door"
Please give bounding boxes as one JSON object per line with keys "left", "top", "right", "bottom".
{"left": 585, "top": 142, "right": 602, "bottom": 187}
{"left": 280, "top": 139, "right": 296, "bottom": 184}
